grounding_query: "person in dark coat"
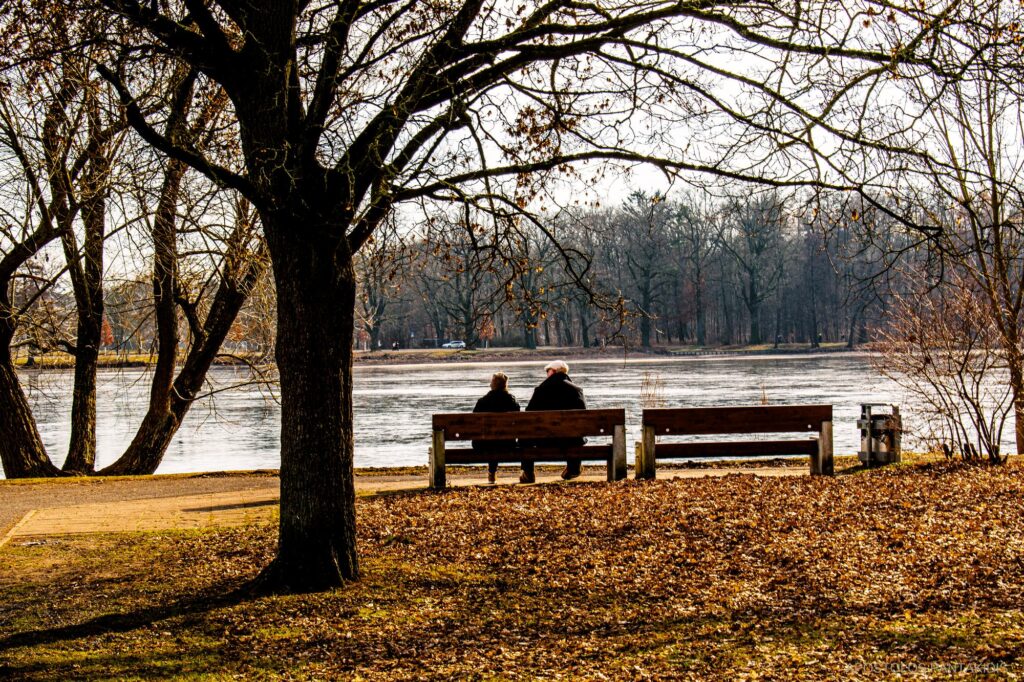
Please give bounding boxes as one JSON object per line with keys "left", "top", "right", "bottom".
{"left": 520, "top": 360, "right": 586, "bottom": 483}
{"left": 472, "top": 372, "right": 520, "bottom": 484}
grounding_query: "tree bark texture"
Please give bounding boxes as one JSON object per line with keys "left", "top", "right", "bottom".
{"left": 0, "top": 325, "right": 60, "bottom": 478}
{"left": 0, "top": 241, "right": 62, "bottom": 477}
{"left": 63, "top": 314, "right": 100, "bottom": 473}
{"left": 62, "top": 184, "right": 107, "bottom": 473}
{"left": 152, "top": 160, "right": 187, "bottom": 418}
{"left": 257, "top": 214, "right": 359, "bottom": 590}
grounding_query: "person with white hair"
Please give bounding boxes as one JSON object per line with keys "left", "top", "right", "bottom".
{"left": 520, "top": 360, "right": 587, "bottom": 483}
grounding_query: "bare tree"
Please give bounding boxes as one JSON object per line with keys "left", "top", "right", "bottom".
{"left": 0, "top": 8, "right": 268, "bottom": 478}
{"left": 671, "top": 195, "right": 719, "bottom": 346}
{"left": 355, "top": 224, "right": 407, "bottom": 351}
{"left": 0, "top": 9, "right": 128, "bottom": 477}
{"left": 719, "top": 194, "right": 786, "bottom": 345}
{"left": 894, "top": 5, "right": 1024, "bottom": 454}
{"left": 411, "top": 209, "right": 509, "bottom": 348}
{"left": 875, "top": 273, "right": 1011, "bottom": 464}
{"left": 619, "top": 191, "right": 674, "bottom": 348}
{"left": 101, "top": 195, "right": 267, "bottom": 475}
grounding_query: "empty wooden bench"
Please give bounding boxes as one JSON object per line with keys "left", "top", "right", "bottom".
{"left": 429, "top": 409, "right": 627, "bottom": 489}
{"left": 635, "top": 404, "right": 834, "bottom": 479}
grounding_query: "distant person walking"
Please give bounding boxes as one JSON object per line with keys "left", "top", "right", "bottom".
{"left": 521, "top": 360, "right": 586, "bottom": 483}
{"left": 472, "top": 372, "right": 520, "bottom": 484}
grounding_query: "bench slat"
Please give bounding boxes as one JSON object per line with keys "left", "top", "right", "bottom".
{"left": 654, "top": 439, "right": 819, "bottom": 459}
{"left": 446, "top": 445, "right": 613, "bottom": 464}
{"left": 433, "top": 408, "right": 625, "bottom": 440}
{"left": 643, "top": 405, "right": 832, "bottom": 435}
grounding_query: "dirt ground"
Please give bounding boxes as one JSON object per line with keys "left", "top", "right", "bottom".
{"left": 0, "top": 465, "right": 808, "bottom": 545}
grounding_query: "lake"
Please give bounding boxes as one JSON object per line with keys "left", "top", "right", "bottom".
{"left": 10, "top": 353, "right": 943, "bottom": 476}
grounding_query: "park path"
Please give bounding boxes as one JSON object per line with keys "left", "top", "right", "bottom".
{"left": 0, "top": 467, "right": 804, "bottom": 547}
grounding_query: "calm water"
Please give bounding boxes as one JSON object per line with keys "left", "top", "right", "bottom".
{"left": 9, "top": 354, "right": 955, "bottom": 476}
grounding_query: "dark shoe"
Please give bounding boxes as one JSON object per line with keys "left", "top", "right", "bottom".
{"left": 487, "top": 471, "right": 496, "bottom": 485}
{"left": 519, "top": 471, "right": 535, "bottom": 484}
{"left": 560, "top": 467, "right": 581, "bottom": 481}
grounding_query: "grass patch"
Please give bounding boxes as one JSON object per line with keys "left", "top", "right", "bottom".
{"left": 2, "top": 462, "right": 1023, "bottom": 679}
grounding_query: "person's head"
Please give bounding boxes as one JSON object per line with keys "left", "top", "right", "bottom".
{"left": 490, "top": 372, "right": 509, "bottom": 391}
{"left": 544, "top": 360, "right": 569, "bottom": 377}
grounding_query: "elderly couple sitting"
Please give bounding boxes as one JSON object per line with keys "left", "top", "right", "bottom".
{"left": 472, "top": 360, "right": 586, "bottom": 484}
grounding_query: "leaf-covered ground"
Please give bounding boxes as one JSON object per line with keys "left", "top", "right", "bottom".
{"left": 1, "top": 463, "right": 1023, "bottom": 680}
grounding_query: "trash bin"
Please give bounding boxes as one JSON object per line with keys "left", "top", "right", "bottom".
{"left": 857, "top": 404, "right": 902, "bottom": 466}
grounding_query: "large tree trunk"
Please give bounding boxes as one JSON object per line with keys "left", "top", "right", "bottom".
{"left": 63, "top": 315, "right": 100, "bottom": 473}
{"left": 558, "top": 308, "right": 574, "bottom": 346}
{"left": 461, "top": 301, "right": 476, "bottom": 348}
{"left": 257, "top": 217, "right": 359, "bottom": 591}
{"left": 153, "top": 161, "right": 187, "bottom": 418}
{"left": 0, "top": 319, "right": 60, "bottom": 477}
{"left": 523, "top": 323, "right": 537, "bottom": 349}
{"left": 0, "top": 224, "right": 64, "bottom": 478}
{"left": 0, "top": 368, "right": 61, "bottom": 478}
{"left": 62, "top": 187, "right": 107, "bottom": 474}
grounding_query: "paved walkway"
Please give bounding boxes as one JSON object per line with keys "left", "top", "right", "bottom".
{"left": 0, "top": 467, "right": 804, "bottom": 547}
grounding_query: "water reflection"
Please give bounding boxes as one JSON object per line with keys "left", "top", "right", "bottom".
{"left": 8, "top": 354, "right": 963, "bottom": 476}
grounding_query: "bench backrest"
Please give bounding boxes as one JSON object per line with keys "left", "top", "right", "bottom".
{"left": 642, "top": 404, "right": 832, "bottom": 435}
{"left": 433, "top": 408, "right": 625, "bottom": 441}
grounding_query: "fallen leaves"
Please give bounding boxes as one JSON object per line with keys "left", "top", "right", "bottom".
{"left": 2, "top": 461, "right": 1024, "bottom": 679}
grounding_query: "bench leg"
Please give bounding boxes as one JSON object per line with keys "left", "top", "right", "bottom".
{"left": 430, "top": 429, "right": 446, "bottom": 489}
{"left": 610, "top": 425, "right": 627, "bottom": 481}
{"left": 812, "top": 421, "right": 834, "bottom": 476}
{"left": 636, "top": 425, "right": 656, "bottom": 480}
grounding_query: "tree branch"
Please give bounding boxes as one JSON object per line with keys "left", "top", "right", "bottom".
{"left": 96, "top": 64, "right": 260, "bottom": 205}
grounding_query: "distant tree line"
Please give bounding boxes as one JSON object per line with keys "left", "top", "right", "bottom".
{"left": 12, "top": 187, "right": 907, "bottom": 358}
{"left": 354, "top": 190, "right": 905, "bottom": 351}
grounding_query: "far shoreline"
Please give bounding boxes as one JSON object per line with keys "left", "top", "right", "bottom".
{"left": 14, "top": 342, "right": 866, "bottom": 370}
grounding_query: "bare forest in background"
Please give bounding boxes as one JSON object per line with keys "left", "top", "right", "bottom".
{"left": 352, "top": 191, "right": 912, "bottom": 352}
{"left": 13, "top": 189, "right": 938, "bottom": 357}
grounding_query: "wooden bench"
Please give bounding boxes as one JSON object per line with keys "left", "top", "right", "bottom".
{"left": 635, "top": 404, "right": 834, "bottom": 479}
{"left": 429, "top": 409, "right": 627, "bottom": 489}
